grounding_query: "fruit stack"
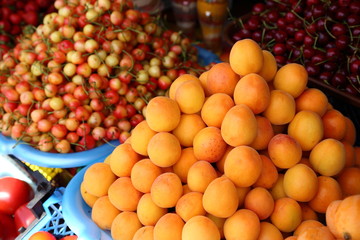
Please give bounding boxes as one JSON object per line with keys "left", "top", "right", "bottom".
{"left": 226, "top": 0, "right": 360, "bottom": 99}
{"left": 78, "top": 39, "right": 360, "bottom": 240}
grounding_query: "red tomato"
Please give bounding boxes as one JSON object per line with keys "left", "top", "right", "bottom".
{"left": 29, "top": 231, "right": 56, "bottom": 240}
{"left": 0, "top": 177, "right": 34, "bottom": 215}
{"left": 14, "top": 203, "right": 36, "bottom": 231}
{"left": 0, "top": 212, "right": 18, "bottom": 240}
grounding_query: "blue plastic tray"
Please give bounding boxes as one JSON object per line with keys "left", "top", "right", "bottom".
{"left": 62, "top": 163, "right": 112, "bottom": 239}
{"left": 0, "top": 134, "right": 119, "bottom": 168}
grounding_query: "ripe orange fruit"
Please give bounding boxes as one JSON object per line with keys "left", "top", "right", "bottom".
{"left": 223, "top": 209, "right": 261, "bottom": 240}
{"left": 244, "top": 187, "right": 275, "bottom": 220}
{"left": 109, "top": 143, "right": 141, "bottom": 177}
{"left": 263, "top": 89, "right": 296, "bottom": 125}
{"left": 308, "top": 176, "right": 342, "bottom": 213}
{"left": 108, "top": 177, "right": 142, "bottom": 212}
{"left": 130, "top": 120, "right": 157, "bottom": 156}
{"left": 150, "top": 172, "right": 183, "bottom": 208}
{"left": 295, "top": 88, "right": 329, "bottom": 117}
{"left": 136, "top": 193, "right": 167, "bottom": 226}
{"left": 174, "top": 78, "right": 205, "bottom": 114}
{"left": 147, "top": 132, "right": 182, "bottom": 167}
{"left": 253, "top": 154, "right": 279, "bottom": 189}
{"left": 172, "top": 113, "right": 206, "bottom": 147}
{"left": 233, "top": 73, "right": 270, "bottom": 114}
{"left": 270, "top": 174, "right": 286, "bottom": 200}
{"left": 221, "top": 104, "right": 257, "bottom": 147}
{"left": 224, "top": 145, "right": 263, "bottom": 187}
{"left": 169, "top": 74, "right": 201, "bottom": 100}
{"left": 287, "top": 110, "right": 324, "bottom": 151}
{"left": 82, "top": 162, "right": 117, "bottom": 197}
{"left": 268, "top": 134, "right": 302, "bottom": 169}
{"left": 193, "top": 126, "right": 227, "bottom": 163}
{"left": 229, "top": 38, "right": 264, "bottom": 76}
{"left": 342, "top": 117, "right": 356, "bottom": 145}
{"left": 133, "top": 226, "right": 154, "bottom": 240}
{"left": 249, "top": 116, "right": 275, "bottom": 151}
{"left": 294, "top": 219, "right": 324, "bottom": 236}
{"left": 322, "top": 109, "right": 347, "bottom": 140}
{"left": 91, "top": 196, "right": 121, "bottom": 230}
{"left": 80, "top": 181, "right": 98, "bottom": 208}
{"left": 270, "top": 197, "right": 302, "bottom": 233}
{"left": 206, "top": 62, "right": 240, "bottom": 96}
{"left": 172, "top": 147, "right": 198, "bottom": 183}
{"left": 130, "top": 158, "right": 162, "bottom": 193}
{"left": 176, "top": 191, "right": 206, "bottom": 222}
{"left": 182, "top": 215, "right": 221, "bottom": 240}
{"left": 309, "top": 138, "right": 346, "bottom": 176}
{"left": 283, "top": 163, "right": 318, "bottom": 202}
{"left": 257, "top": 50, "right": 278, "bottom": 82}
{"left": 336, "top": 167, "right": 360, "bottom": 197}
{"left": 145, "top": 96, "right": 181, "bottom": 132}
{"left": 200, "top": 93, "right": 234, "bottom": 128}
{"left": 202, "top": 176, "right": 239, "bottom": 218}
{"left": 273, "top": 63, "right": 308, "bottom": 98}
{"left": 258, "top": 221, "right": 283, "bottom": 240}
{"left": 153, "top": 213, "right": 184, "bottom": 240}
{"left": 111, "top": 211, "right": 142, "bottom": 240}
{"left": 187, "top": 160, "right": 218, "bottom": 193}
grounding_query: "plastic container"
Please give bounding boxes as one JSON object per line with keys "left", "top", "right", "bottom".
{"left": 20, "top": 188, "right": 75, "bottom": 240}
{"left": 0, "top": 134, "right": 119, "bottom": 168}
{"left": 62, "top": 164, "right": 112, "bottom": 240}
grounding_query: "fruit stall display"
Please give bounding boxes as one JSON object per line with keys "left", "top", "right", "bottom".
{"left": 225, "top": 0, "right": 360, "bottom": 105}
{"left": 61, "top": 38, "right": 360, "bottom": 240}
{"left": 0, "top": 0, "right": 211, "bottom": 169}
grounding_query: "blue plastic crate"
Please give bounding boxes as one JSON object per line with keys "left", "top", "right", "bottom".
{"left": 20, "top": 188, "right": 75, "bottom": 240}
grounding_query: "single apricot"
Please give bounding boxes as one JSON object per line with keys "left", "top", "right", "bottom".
{"left": 137, "top": 193, "right": 168, "bottom": 226}
{"left": 172, "top": 114, "right": 206, "bottom": 147}
{"left": 233, "top": 73, "right": 270, "bottom": 114}
{"left": 145, "top": 96, "right": 181, "bottom": 132}
{"left": 268, "top": 134, "right": 302, "bottom": 169}
{"left": 206, "top": 62, "right": 240, "bottom": 96}
{"left": 223, "top": 209, "right": 261, "bottom": 240}
{"left": 187, "top": 160, "right": 218, "bottom": 193}
{"left": 200, "top": 93, "right": 235, "bottom": 128}
{"left": 172, "top": 147, "right": 198, "bottom": 183}
{"left": 91, "top": 196, "right": 121, "bottom": 230}
{"left": 244, "top": 187, "right": 275, "bottom": 220}
{"left": 229, "top": 38, "right": 264, "bottom": 76}
{"left": 270, "top": 197, "right": 302, "bottom": 233}
{"left": 150, "top": 172, "right": 183, "bottom": 208}
{"left": 108, "top": 177, "right": 142, "bottom": 212}
{"left": 206, "top": 213, "right": 226, "bottom": 239}
{"left": 273, "top": 63, "right": 308, "bottom": 98}
{"left": 80, "top": 181, "right": 98, "bottom": 208}
{"left": 109, "top": 143, "right": 141, "bottom": 177}
{"left": 176, "top": 192, "right": 206, "bottom": 222}
{"left": 182, "top": 215, "right": 221, "bottom": 240}
{"left": 133, "top": 226, "right": 154, "bottom": 240}
{"left": 322, "top": 109, "right": 347, "bottom": 140}
{"left": 283, "top": 163, "right": 318, "bottom": 202}
{"left": 175, "top": 79, "right": 205, "bottom": 114}
{"left": 308, "top": 176, "right": 342, "bottom": 214}
{"left": 258, "top": 221, "right": 284, "bottom": 240}
{"left": 221, "top": 104, "right": 257, "bottom": 147}
{"left": 342, "top": 117, "right": 356, "bottom": 145}
{"left": 130, "top": 120, "right": 157, "bottom": 156}
{"left": 295, "top": 88, "right": 328, "bottom": 117}
{"left": 309, "top": 138, "right": 346, "bottom": 176}
{"left": 257, "top": 50, "right": 278, "bottom": 82}
{"left": 287, "top": 110, "right": 324, "bottom": 151}
{"left": 111, "top": 211, "right": 142, "bottom": 240}
{"left": 202, "top": 176, "right": 239, "bottom": 218}
{"left": 294, "top": 220, "right": 324, "bottom": 236}
{"left": 270, "top": 174, "right": 286, "bottom": 200}
{"left": 263, "top": 89, "right": 296, "bottom": 125}
{"left": 82, "top": 162, "right": 117, "bottom": 197}
{"left": 153, "top": 213, "right": 184, "bottom": 240}
{"left": 147, "top": 132, "right": 182, "bottom": 168}
{"left": 193, "top": 126, "right": 227, "bottom": 163}
{"left": 253, "top": 155, "right": 279, "bottom": 189}
{"left": 300, "top": 203, "right": 319, "bottom": 221}
{"left": 130, "top": 158, "right": 162, "bottom": 193}
{"left": 224, "top": 145, "right": 262, "bottom": 187}
{"left": 336, "top": 167, "right": 360, "bottom": 197}
{"left": 169, "top": 74, "right": 201, "bottom": 100}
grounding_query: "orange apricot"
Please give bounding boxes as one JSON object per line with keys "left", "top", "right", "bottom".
{"left": 270, "top": 197, "right": 302, "bottom": 233}
{"left": 257, "top": 50, "right": 278, "bottom": 82}
{"left": 172, "top": 113, "right": 206, "bottom": 147}
{"left": 206, "top": 62, "right": 240, "bottom": 96}
{"left": 223, "top": 209, "right": 261, "bottom": 240}
{"left": 268, "top": 134, "right": 302, "bottom": 169}
{"left": 263, "top": 89, "right": 296, "bottom": 125}
{"left": 295, "top": 88, "right": 329, "bottom": 116}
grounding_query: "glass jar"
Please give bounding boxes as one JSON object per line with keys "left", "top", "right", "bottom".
{"left": 197, "top": 0, "right": 229, "bottom": 52}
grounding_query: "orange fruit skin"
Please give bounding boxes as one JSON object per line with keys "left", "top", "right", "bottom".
{"left": 229, "top": 39, "right": 264, "bottom": 76}
{"left": 273, "top": 63, "right": 308, "bottom": 98}
{"left": 223, "top": 209, "right": 261, "bottom": 240}
{"left": 206, "top": 62, "right": 240, "bottom": 96}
